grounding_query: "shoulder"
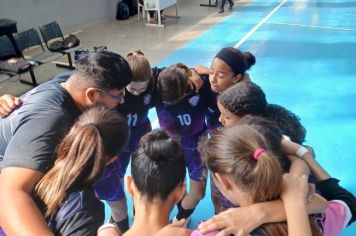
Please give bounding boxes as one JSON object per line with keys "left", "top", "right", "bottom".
{"left": 52, "top": 188, "right": 105, "bottom": 236}
{"left": 323, "top": 200, "right": 352, "bottom": 236}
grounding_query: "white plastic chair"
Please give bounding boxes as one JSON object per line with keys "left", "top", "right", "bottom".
{"left": 137, "top": 0, "right": 146, "bottom": 20}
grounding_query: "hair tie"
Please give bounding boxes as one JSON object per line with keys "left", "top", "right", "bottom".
{"left": 253, "top": 148, "right": 265, "bottom": 160}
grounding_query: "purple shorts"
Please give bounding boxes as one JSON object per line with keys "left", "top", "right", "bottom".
{"left": 94, "top": 159, "right": 124, "bottom": 201}
{"left": 180, "top": 129, "right": 207, "bottom": 182}
{"left": 94, "top": 122, "right": 151, "bottom": 201}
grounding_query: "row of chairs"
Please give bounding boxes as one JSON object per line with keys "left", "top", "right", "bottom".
{"left": 0, "top": 21, "right": 82, "bottom": 86}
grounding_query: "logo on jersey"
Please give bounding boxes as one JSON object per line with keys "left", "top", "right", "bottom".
{"left": 208, "top": 107, "right": 215, "bottom": 113}
{"left": 188, "top": 95, "right": 200, "bottom": 107}
{"left": 144, "top": 94, "right": 151, "bottom": 106}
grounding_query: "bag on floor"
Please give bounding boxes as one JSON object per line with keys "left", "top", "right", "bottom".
{"left": 116, "top": 1, "right": 130, "bottom": 20}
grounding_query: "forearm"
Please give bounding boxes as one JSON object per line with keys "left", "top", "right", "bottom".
{"left": 0, "top": 189, "right": 53, "bottom": 236}
{"left": 288, "top": 156, "right": 310, "bottom": 176}
{"left": 253, "top": 195, "right": 327, "bottom": 225}
{"left": 302, "top": 154, "right": 330, "bottom": 181}
{"left": 284, "top": 200, "right": 312, "bottom": 236}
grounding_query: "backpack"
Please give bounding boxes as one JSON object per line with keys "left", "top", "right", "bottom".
{"left": 48, "top": 34, "right": 80, "bottom": 52}
{"left": 116, "top": 1, "right": 130, "bottom": 20}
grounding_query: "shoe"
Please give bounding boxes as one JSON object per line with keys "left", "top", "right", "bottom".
{"left": 218, "top": 8, "right": 224, "bottom": 13}
{"left": 229, "top": 1, "right": 234, "bottom": 9}
{"left": 172, "top": 216, "right": 191, "bottom": 228}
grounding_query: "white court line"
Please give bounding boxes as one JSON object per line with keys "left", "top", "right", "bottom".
{"left": 268, "top": 22, "right": 356, "bottom": 32}
{"left": 150, "top": 0, "right": 288, "bottom": 127}
{"left": 234, "top": 0, "right": 288, "bottom": 48}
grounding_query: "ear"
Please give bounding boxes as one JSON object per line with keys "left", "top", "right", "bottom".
{"left": 85, "top": 87, "right": 100, "bottom": 105}
{"left": 232, "top": 74, "right": 242, "bottom": 84}
{"left": 126, "top": 176, "right": 135, "bottom": 197}
{"left": 213, "top": 172, "right": 233, "bottom": 191}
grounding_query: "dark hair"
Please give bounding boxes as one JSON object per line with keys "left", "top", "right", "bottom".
{"left": 36, "top": 106, "right": 129, "bottom": 218}
{"left": 265, "top": 104, "right": 306, "bottom": 144}
{"left": 74, "top": 51, "right": 132, "bottom": 90}
{"left": 157, "top": 63, "right": 191, "bottom": 103}
{"left": 218, "top": 83, "right": 306, "bottom": 144}
{"left": 215, "top": 47, "right": 256, "bottom": 75}
{"left": 218, "top": 82, "right": 267, "bottom": 116}
{"left": 131, "top": 130, "right": 186, "bottom": 201}
{"left": 238, "top": 115, "right": 290, "bottom": 172}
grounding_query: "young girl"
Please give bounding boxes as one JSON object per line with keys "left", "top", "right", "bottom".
{"left": 35, "top": 106, "right": 129, "bottom": 236}
{"left": 197, "top": 47, "right": 256, "bottom": 130}
{"left": 217, "top": 81, "right": 306, "bottom": 144}
{"left": 94, "top": 50, "right": 156, "bottom": 232}
{"left": 199, "top": 124, "right": 352, "bottom": 236}
{"left": 155, "top": 63, "right": 214, "bottom": 225}
{"left": 124, "top": 130, "right": 187, "bottom": 236}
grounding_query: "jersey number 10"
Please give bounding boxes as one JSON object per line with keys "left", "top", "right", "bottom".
{"left": 177, "top": 114, "right": 192, "bottom": 126}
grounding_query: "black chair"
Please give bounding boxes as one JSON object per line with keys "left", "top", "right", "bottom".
{"left": 0, "top": 35, "right": 38, "bottom": 86}
{"left": 39, "top": 21, "right": 82, "bottom": 69}
{"left": 13, "top": 28, "right": 63, "bottom": 65}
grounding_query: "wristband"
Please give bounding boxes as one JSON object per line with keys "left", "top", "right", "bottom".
{"left": 296, "top": 146, "right": 308, "bottom": 158}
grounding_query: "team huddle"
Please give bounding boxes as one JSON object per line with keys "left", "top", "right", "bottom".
{"left": 0, "top": 48, "right": 355, "bottom": 236}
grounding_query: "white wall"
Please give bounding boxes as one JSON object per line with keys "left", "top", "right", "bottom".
{"left": 0, "top": 0, "right": 118, "bottom": 33}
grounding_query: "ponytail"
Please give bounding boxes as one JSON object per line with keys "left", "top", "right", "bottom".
{"left": 35, "top": 124, "right": 106, "bottom": 218}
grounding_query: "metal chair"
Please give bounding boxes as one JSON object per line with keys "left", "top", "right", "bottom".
{"left": 13, "top": 28, "right": 63, "bottom": 65}
{"left": 0, "top": 35, "right": 38, "bottom": 86}
{"left": 39, "top": 21, "right": 82, "bottom": 69}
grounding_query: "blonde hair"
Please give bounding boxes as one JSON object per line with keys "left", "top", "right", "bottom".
{"left": 126, "top": 49, "right": 152, "bottom": 82}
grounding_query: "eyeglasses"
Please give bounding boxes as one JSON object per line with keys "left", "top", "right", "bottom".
{"left": 96, "top": 88, "right": 125, "bottom": 101}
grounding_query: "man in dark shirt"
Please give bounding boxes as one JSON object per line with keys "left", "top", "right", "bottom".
{"left": 0, "top": 51, "right": 132, "bottom": 235}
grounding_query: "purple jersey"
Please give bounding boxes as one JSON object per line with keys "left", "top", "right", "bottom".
{"left": 204, "top": 77, "right": 221, "bottom": 130}
{"left": 155, "top": 76, "right": 211, "bottom": 137}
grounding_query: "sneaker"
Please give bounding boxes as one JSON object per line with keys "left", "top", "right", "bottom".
{"left": 217, "top": 8, "right": 224, "bottom": 13}
{"left": 172, "top": 216, "right": 191, "bottom": 228}
{"left": 229, "top": 1, "right": 234, "bottom": 9}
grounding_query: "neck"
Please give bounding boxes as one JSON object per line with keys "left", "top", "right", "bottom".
{"left": 124, "top": 198, "right": 172, "bottom": 236}
{"left": 60, "top": 79, "right": 87, "bottom": 111}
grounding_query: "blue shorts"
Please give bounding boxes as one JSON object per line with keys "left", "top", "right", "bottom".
{"left": 94, "top": 122, "right": 152, "bottom": 201}
{"left": 180, "top": 129, "right": 208, "bottom": 182}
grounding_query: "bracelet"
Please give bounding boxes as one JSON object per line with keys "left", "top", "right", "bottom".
{"left": 296, "top": 146, "right": 309, "bottom": 158}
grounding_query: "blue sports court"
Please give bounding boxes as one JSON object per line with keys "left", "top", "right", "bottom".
{"left": 108, "top": 0, "right": 356, "bottom": 235}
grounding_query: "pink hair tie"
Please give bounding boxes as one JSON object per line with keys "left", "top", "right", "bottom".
{"left": 253, "top": 148, "right": 265, "bottom": 160}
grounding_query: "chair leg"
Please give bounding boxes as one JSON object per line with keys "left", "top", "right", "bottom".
{"left": 20, "top": 69, "right": 38, "bottom": 87}
{"left": 55, "top": 53, "right": 75, "bottom": 70}
{"left": 67, "top": 53, "right": 73, "bottom": 68}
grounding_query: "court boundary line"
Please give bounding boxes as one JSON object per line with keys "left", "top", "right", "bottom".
{"left": 267, "top": 22, "right": 356, "bottom": 32}
{"left": 150, "top": 0, "right": 289, "bottom": 128}
{"left": 234, "top": 0, "right": 288, "bottom": 48}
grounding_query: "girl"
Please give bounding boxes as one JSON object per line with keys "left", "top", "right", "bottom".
{"left": 35, "top": 106, "right": 129, "bottom": 236}
{"left": 199, "top": 124, "right": 352, "bottom": 236}
{"left": 155, "top": 63, "right": 213, "bottom": 225}
{"left": 217, "top": 81, "right": 306, "bottom": 144}
{"left": 124, "top": 130, "right": 187, "bottom": 236}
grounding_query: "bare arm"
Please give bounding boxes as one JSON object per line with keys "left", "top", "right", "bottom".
{"left": 288, "top": 155, "right": 310, "bottom": 176}
{"left": 0, "top": 167, "right": 54, "bottom": 236}
{"left": 198, "top": 193, "right": 326, "bottom": 236}
{"left": 281, "top": 174, "right": 312, "bottom": 236}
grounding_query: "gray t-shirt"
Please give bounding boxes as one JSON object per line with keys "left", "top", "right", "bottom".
{"left": 0, "top": 71, "right": 81, "bottom": 173}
